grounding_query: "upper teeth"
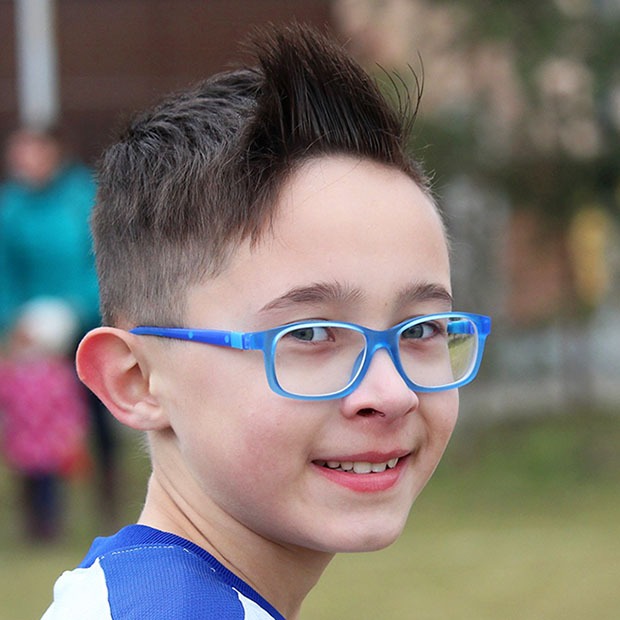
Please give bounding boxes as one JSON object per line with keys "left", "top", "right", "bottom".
{"left": 318, "top": 458, "right": 399, "bottom": 474}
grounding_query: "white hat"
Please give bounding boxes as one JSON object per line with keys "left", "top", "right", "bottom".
{"left": 16, "top": 297, "right": 79, "bottom": 356}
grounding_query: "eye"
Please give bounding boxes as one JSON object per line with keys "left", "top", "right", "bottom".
{"left": 401, "top": 320, "right": 439, "bottom": 340}
{"left": 287, "top": 325, "right": 333, "bottom": 343}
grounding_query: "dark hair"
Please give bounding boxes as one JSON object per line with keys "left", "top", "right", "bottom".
{"left": 94, "top": 23, "right": 427, "bottom": 326}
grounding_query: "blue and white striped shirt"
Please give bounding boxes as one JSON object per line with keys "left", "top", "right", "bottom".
{"left": 41, "top": 525, "right": 285, "bottom": 619}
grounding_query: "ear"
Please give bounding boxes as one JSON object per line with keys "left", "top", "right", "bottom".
{"left": 76, "top": 327, "right": 169, "bottom": 431}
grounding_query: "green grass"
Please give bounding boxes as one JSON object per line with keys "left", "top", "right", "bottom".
{"left": 1, "top": 412, "right": 618, "bottom": 620}
{"left": 0, "top": 428, "right": 151, "bottom": 620}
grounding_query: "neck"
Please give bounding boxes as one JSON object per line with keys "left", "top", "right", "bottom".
{"left": 139, "top": 466, "right": 333, "bottom": 619}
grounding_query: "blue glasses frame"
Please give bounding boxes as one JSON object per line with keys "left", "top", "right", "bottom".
{"left": 131, "top": 312, "right": 491, "bottom": 401}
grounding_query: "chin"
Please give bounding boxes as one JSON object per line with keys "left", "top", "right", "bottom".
{"left": 314, "top": 514, "right": 409, "bottom": 554}
{"left": 344, "top": 529, "right": 404, "bottom": 553}
{"left": 328, "top": 532, "right": 403, "bottom": 554}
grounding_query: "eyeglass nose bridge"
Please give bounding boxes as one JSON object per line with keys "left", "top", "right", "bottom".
{"left": 349, "top": 327, "right": 407, "bottom": 389}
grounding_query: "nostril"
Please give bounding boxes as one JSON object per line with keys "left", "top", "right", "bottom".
{"left": 358, "top": 408, "right": 385, "bottom": 417}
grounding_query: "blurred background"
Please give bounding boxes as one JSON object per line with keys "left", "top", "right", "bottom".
{"left": 0, "top": 1, "right": 618, "bottom": 619}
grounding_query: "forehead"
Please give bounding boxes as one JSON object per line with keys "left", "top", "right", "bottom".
{"left": 271, "top": 156, "right": 443, "bottom": 247}
{"left": 188, "top": 156, "right": 451, "bottom": 326}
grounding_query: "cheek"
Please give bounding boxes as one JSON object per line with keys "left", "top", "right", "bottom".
{"left": 230, "top": 400, "right": 323, "bottom": 483}
{"left": 165, "top": 346, "right": 267, "bottom": 423}
{"left": 421, "top": 390, "right": 460, "bottom": 447}
{"left": 166, "top": 351, "right": 317, "bottom": 482}
{"left": 181, "top": 398, "right": 323, "bottom": 533}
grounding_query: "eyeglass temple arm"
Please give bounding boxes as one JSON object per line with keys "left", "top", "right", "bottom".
{"left": 130, "top": 326, "right": 248, "bottom": 349}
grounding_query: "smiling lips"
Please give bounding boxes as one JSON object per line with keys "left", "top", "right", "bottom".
{"left": 314, "top": 458, "right": 399, "bottom": 474}
{"left": 312, "top": 455, "right": 408, "bottom": 493}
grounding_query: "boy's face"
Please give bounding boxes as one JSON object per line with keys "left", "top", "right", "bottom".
{"left": 147, "top": 156, "right": 458, "bottom": 554}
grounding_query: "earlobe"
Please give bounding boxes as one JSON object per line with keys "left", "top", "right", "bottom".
{"left": 76, "top": 327, "right": 169, "bottom": 431}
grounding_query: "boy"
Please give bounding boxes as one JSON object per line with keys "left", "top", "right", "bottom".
{"left": 42, "top": 24, "right": 490, "bottom": 619}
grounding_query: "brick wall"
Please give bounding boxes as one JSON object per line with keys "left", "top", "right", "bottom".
{"left": 0, "top": 0, "right": 334, "bottom": 163}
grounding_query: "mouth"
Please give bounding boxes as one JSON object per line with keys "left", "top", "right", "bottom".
{"left": 311, "top": 453, "right": 411, "bottom": 493}
{"left": 313, "top": 457, "right": 401, "bottom": 474}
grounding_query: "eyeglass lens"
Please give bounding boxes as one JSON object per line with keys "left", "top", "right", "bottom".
{"left": 272, "top": 316, "right": 479, "bottom": 397}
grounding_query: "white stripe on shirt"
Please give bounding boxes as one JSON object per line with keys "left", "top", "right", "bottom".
{"left": 40, "top": 558, "right": 112, "bottom": 620}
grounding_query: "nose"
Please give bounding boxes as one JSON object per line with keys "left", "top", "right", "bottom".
{"left": 339, "top": 349, "right": 418, "bottom": 420}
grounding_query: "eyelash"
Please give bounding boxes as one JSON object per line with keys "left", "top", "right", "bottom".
{"left": 286, "top": 325, "right": 333, "bottom": 343}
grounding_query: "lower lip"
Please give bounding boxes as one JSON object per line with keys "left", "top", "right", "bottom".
{"left": 312, "top": 456, "right": 409, "bottom": 493}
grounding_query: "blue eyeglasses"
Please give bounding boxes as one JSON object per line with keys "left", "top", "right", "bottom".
{"left": 131, "top": 312, "right": 491, "bottom": 401}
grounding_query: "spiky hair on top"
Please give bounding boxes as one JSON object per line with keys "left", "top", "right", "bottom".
{"left": 243, "top": 23, "right": 423, "bottom": 176}
{"left": 93, "top": 24, "right": 427, "bottom": 327}
{"left": 236, "top": 24, "right": 426, "bottom": 225}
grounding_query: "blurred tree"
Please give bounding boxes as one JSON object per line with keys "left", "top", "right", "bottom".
{"left": 435, "top": 0, "right": 619, "bottom": 405}
{"left": 335, "top": 0, "right": 620, "bottom": 406}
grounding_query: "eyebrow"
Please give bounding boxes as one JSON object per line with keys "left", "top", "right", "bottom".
{"left": 396, "top": 282, "right": 454, "bottom": 310}
{"left": 259, "top": 281, "right": 363, "bottom": 313}
{"left": 258, "top": 280, "right": 453, "bottom": 314}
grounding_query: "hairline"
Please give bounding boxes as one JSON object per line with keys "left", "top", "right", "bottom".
{"left": 170, "top": 155, "right": 444, "bottom": 327}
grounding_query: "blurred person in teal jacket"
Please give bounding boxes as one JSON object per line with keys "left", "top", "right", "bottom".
{"left": 0, "top": 127, "right": 119, "bottom": 532}
{"left": 0, "top": 127, "right": 99, "bottom": 335}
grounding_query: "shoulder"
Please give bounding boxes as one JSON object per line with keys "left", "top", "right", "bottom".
{"left": 55, "top": 164, "right": 96, "bottom": 198}
{"left": 40, "top": 559, "right": 111, "bottom": 620}
{"left": 55, "top": 162, "right": 94, "bottom": 183}
{"left": 42, "top": 526, "right": 283, "bottom": 620}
